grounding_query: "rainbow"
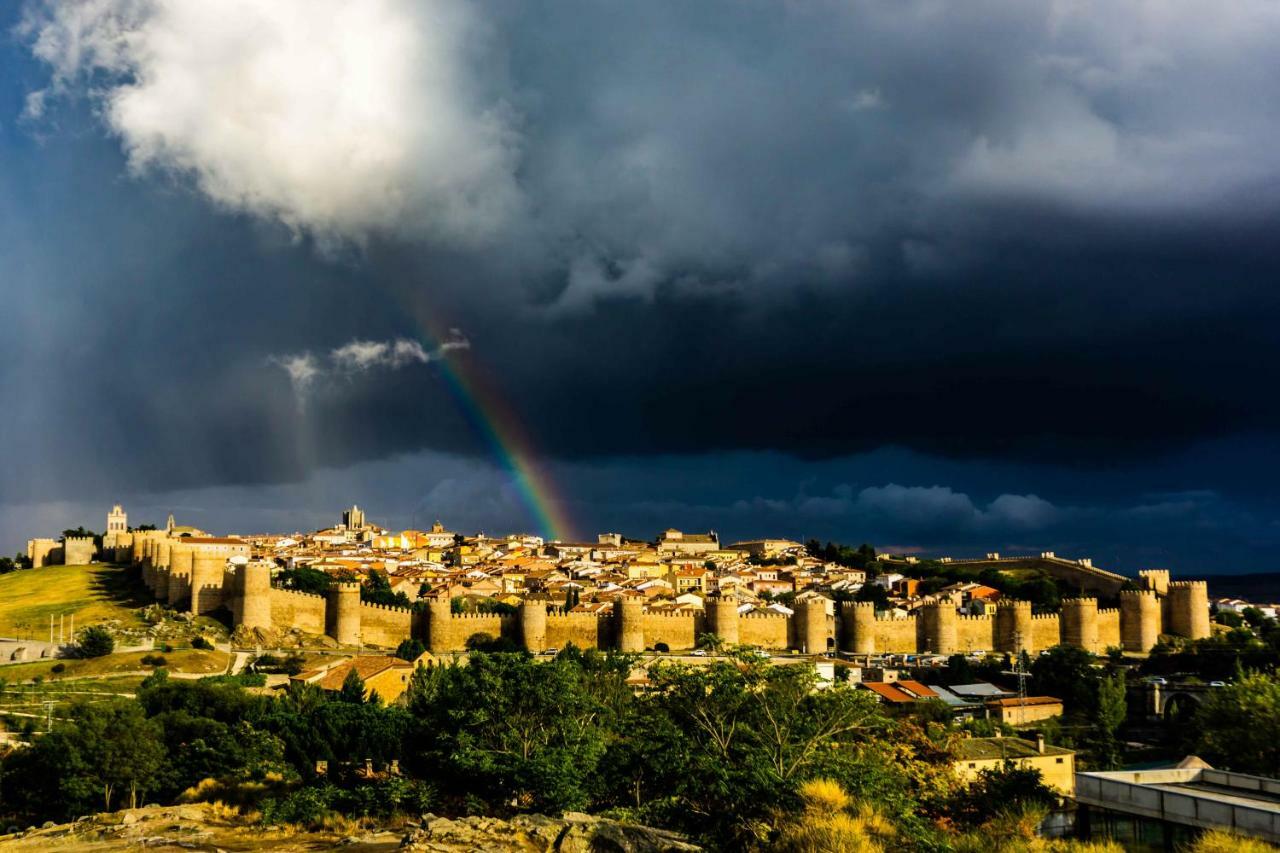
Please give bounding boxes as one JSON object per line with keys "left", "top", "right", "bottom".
{"left": 399, "top": 301, "right": 575, "bottom": 543}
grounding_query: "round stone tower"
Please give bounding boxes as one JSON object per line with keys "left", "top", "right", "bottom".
{"left": 520, "top": 600, "right": 548, "bottom": 653}
{"left": 1120, "top": 589, "right": 1161, "bottom": 652}
{"left": 995, "top": 600, "right": 1034, "bottom": 654}
{"left": 239, "top": 560, "right": 273, "bottom": 632}
{"left": 168, "top": 543, "right": 193, "bottom": 607}
{"left": 327, "top": 582, "right": 361, "bottom": 646}
{"left": 1060, "top": 598, "right": 1100, "bottom": 653}
{"left": 190, "top": 550, "right": 225, "bottom": 615}
{"left": 708, "top": 597, "right": 740, "bottom": 646}
{"left": 427, "top": 597, "right": 454, "bottom": 655}
{"left": 840, "top": 601, "right": 876, "bottom": 655}
{"left": 155, "top": 537, "right": 172, "bottom": 569}
{"left": 615, "top": 597, "right": 646, "bottom": 653}
{"left": 796, "top": 599, "right": 828, "bottom": 654}
{"left": 1167, "top": 581, "right": 1210, "bottom": 640}
{"left": 921, "top": 602, "right": 958, "bottom": 655}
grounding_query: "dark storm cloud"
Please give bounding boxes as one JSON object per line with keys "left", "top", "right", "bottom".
{"left": 5, "top": 0, "right": 1280, "bottom": 538}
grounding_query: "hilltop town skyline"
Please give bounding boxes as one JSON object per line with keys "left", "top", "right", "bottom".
{"left": 6, "top": 4, "right": 1280, "bottom": 578}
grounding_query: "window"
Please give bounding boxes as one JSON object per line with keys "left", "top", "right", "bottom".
{"left": 968, "top": 763, "right": 976, "bottom": 768}
{"left": 1056, "top": 758, "right": 1064, "bottom": 764}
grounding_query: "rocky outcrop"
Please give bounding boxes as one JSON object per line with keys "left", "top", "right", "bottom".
{"left": 400, "top": 812, "right": 702, "bottom": 852}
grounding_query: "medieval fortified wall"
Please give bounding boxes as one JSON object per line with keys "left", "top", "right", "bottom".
{"left": 127, "top": 534, "right": 1211, "bottom": 656}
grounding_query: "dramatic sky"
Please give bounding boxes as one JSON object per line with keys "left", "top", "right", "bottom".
{"left": 4, "top": 0, "right": 1280, "bottom": 576}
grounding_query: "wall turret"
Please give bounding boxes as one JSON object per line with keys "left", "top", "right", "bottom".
{"left": 1060, "top": 598, "right": 1100, "bottom": 653}
{"left": 427, "top": 598, "right": 454, "bottom": 655}
{"left": 190, "top": 549, "right": 226, "bottom": 615}
{"left": 708, "top": 597, "right": 740, "bottom": 646}
{"left": 63, "top": 536, "right": 96, "bottom": 566}
{"left": 995, "top": 600, "right": 1034, "bottom": 654}
{"left": 326, "top": 582, "right": 362, "bottom": 646}
{"left": 168, "top": 543, "right": 193, "bottom": 606}
{"left": 1120, "top": 589, "right": 1161, "bottom": 652}
{"left": 795, "top": 599, "right": 828, "bottom": 654}
{"left": 239, "top": 561, "right": 273, "bottom": 632}
{"left": 1167, "top": 581, "right": 1210, "bottom": 640}
{"left": 921, "top": 602, "right": 958, "bottom": 655}
{"left": 615, "top": 598, "right": 646, "bottom": 652}
{"left": 520, "top": 600, "right": 549, "bottom": 653}
{"left": 1138, "top": 569, "right": 1170, "bottom": 596}
{"left": 840, "top": 601, "right": 876, "bottom": 654}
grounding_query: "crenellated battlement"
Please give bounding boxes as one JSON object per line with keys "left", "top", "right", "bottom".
{"left": 359, "top": 601, "right": 413, "bottom": 615}
{"left": 273, "top": 588, "right": 326, "bottom": 602}
{"left": 841, "top": 601, "right": 876, "bottom": 613}
{"left": 129, "top": 536, "right": 1212, "bottom": 654}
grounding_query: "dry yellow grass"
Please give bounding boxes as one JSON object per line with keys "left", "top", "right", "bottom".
{"left": 0, "top": 649, "right": 228, "bottom": 682}
{"left": 0, "top": 564, "right": 150, "bottom": 638}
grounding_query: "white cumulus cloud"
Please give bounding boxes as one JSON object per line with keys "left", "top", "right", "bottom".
{"left": 21, "top": 0, "right": 521, "bottom": 250}
{"left": 272, "top": 333, "right": 469, "bottom": 403}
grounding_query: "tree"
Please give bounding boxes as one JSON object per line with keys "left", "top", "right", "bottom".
{"left": 395, "top": 638, "right": 427, "bottom": 662}
{"left": 1030, "top": 645, "right": 1099, "bottom": 717}
{"left": 361, "top": 571, "right": 411, "bottom": 608}
{"left": 1192, "top": 671, "right": 1280, "bottom": 775}
{"left": 696, "top": 632, "right": 726, "bottom": 653}
{"left": 1092, "top": 673, "right": 1127, "bottom": 769}
{"left": 14, "top": 700, "right": 164, "bottom": 816}
{"left": 1215, "top": 609, "right": 1245, "bottom": 628}
{"left": 405, "top": 652, "right": 616, "bottom": 813}
{"left": 339, "top": 668, "right": 367, "bottom": 704}
{"left": 77, "top": 626, "right": 115, "bottom": 658}
{"left": 1241, "top": 607, "right": 1269, "bottom": 628}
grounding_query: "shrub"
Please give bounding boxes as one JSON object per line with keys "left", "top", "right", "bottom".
{"left": 191, "top": 635, "right": 214, "bottom": 651}
{"left": 76, "top": 626, "right": 114, "bottom": 658}
{"left": 395, "top": 638, "right": 426, "bottom": 662}
{"left": 140, "top": 654, "right": 167, "bottom": 667}
{"left": 50, "top": 663, "right": 65, "bottom": 674}
{"left": 282, "top": 654, "right": 306, "bottom": 676}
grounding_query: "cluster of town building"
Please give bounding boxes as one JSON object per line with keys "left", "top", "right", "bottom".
{"left": 26, "top": 504, "right": 1218, "bottom": 659}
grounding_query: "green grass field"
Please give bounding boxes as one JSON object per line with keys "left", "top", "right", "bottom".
{"left": 0, "top": 563, "right": 152, "bottom": 639}
{"left": 0, "top": 649, "right": 229, "bottom": 683}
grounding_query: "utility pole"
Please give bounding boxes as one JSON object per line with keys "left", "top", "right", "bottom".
{"left": 1014, "top": 630, "right": 1028, "bottom": 706}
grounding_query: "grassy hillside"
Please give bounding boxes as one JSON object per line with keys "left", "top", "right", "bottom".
{"left": 0, "top": 649, "right": 229, "bottom": 683}
{"left": 0, "top": 563, "right": 151, "bottom": 638}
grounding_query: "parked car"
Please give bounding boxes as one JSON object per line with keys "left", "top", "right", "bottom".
{"left": 690, "top": 649, "right": 708, "bottom": 657}
{"left": 543, "top": 647, "right": 559, "bottom": 656}
{"left": 1145, "top": 676, "right": 1168, "bottom": 686}
{"left": 1209, "top": 680, "right": 1227, "bottom": 688}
